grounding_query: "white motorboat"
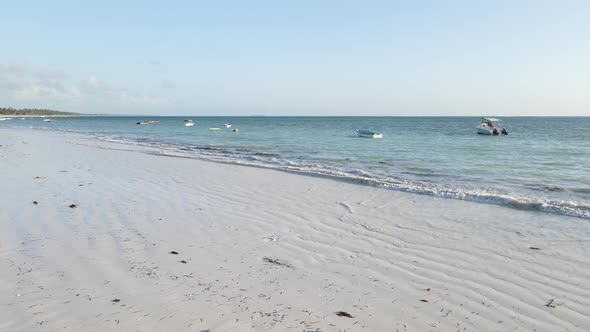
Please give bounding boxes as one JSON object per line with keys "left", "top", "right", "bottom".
{"left": 477, "top": 117, "right": 508, "bottom": 135}
{"left": 357, "top": 130, "right": 383, "bottom": 138}
{"left": 43, "top": 119, "right": 54, "bottom": 122}
{"left": 184, "top": 119, "right": 194, "bottom": 127}
{"left": 0, "top": 118, "right": 6, "bottom": 121}
{"left": 224, "top": 123, "right": 232, "bottom": 128}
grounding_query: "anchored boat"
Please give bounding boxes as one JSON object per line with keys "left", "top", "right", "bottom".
{"left": 357, "top": 130, "right": 383, "bottom": 139}
{"left": 477, "top": 117, "right": 508, "bottom": 135}
{"left": 136, "top": 120, "right": 159, "bottom": 125}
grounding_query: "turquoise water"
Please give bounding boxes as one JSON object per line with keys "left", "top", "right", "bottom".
{"left": 3, "top": 116, "right": 589, "bottom": 219}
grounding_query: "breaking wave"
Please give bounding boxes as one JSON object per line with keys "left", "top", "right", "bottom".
{"left": 93, "top": 134, "right": 590, "bottom": 220}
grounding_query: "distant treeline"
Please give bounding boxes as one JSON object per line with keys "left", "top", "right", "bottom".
{"left": 0, "top": 107, "right": 78, "bottom": 115}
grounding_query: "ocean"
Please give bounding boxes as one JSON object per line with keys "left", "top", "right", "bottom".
{"left": 3, "top": 116, "right": 589, "bottom": 219}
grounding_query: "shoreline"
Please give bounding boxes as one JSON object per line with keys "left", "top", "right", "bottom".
{"left": 1, "top": 127, "right": 589, "bottom": 331}
{"left": 9, "top": 124, "right": 588, "bottom": 220}
{"left": 0, "top": 115, "right": 81, "bottom": 118}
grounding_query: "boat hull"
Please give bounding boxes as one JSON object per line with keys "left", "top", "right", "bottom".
{"left": 477, "top": 127, "right": 494, "bottom": 135}
{"left": 357, "top": 130, "right": 383, "bottom": 138}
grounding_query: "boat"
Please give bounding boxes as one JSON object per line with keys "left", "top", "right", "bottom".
{"left": 0, "top": 118, "right": 6, "bottom": 121}
{"left": 209, "top": 127, "right": 220, "bottom": 131}
{"left": 477, "top": 117, "right": 508, "bottom": 135}
{"left": 43, "top": 119, "right": 54, "bottom": 122}
{"left": 184, "top": 120, "right": 194, "bottom": 127}
{"left": 224, "top": 123, "right": 232, "bottom": 128}
{"left": 357, "top": 130, "right": 383, "bottom": 138}
{"left": 136, "top": 120, "right": 159, "bottom": 125}
{"left": 232, "top": 128, "right": 238, "bottom": 132}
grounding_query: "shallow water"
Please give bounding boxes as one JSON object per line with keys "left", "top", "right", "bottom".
{"left": 3, "top": 116, "right": 589, "bottom": 218}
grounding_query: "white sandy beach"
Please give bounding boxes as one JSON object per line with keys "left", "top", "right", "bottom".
{"left": 1, "top": 127, "right": 589, "bottom": 331}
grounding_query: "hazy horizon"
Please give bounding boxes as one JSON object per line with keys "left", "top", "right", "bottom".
{"left": 1, "top": 1, "right": 589, "bottom": 116}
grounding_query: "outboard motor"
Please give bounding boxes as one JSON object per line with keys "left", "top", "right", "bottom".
{"left": 492, "top": 128, "right": 499, "bottom": 135}
{"left": 501, "top": 128, "right": 508, "bottom": 135}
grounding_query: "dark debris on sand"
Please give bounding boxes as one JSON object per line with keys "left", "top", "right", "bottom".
{"left": 262, "top": 257, "right": 293, "bottom": 268}
{"left": 335, "top": 311, "right": 353, "bottom": 318}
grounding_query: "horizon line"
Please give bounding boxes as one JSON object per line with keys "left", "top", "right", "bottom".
{"left": 48, "top": 114, "right": 590, "bottom": 118}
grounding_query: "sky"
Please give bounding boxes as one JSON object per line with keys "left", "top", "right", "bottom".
{"left": 1, "top": 0, "right": 589, "bottom": 116}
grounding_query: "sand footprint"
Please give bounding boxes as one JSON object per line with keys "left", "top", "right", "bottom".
{"left": 262, "top": 235, "right": 280, "bottom": 243}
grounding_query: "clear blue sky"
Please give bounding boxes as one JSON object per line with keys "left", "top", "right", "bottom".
{"left": 1, "top": 0, "right": 588, "bottom": 115}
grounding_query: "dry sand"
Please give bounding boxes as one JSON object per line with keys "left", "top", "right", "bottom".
{"left": 1, "top": 128, "right": 589, "bottom": 331}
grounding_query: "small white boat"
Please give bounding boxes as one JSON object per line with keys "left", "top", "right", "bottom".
{"left": 477, "top": 117, "right": 508, "bottom": 135}
{"left": 43, "top": 119, "right": 54, "bottom": 122}
{"left": 357, "top": 130, "right": 383, "bottom": 138}
{"left": 224, "top": 123, "right": 232, "bottom": 128}
{"left": 0, "top": 118, "right": 6, "bottom": 121}
{"left": 184, "top": 119, "right": 194, "bottom": 127}
{"left": 136, "top": 120, "right": 159, "bottom": 125}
